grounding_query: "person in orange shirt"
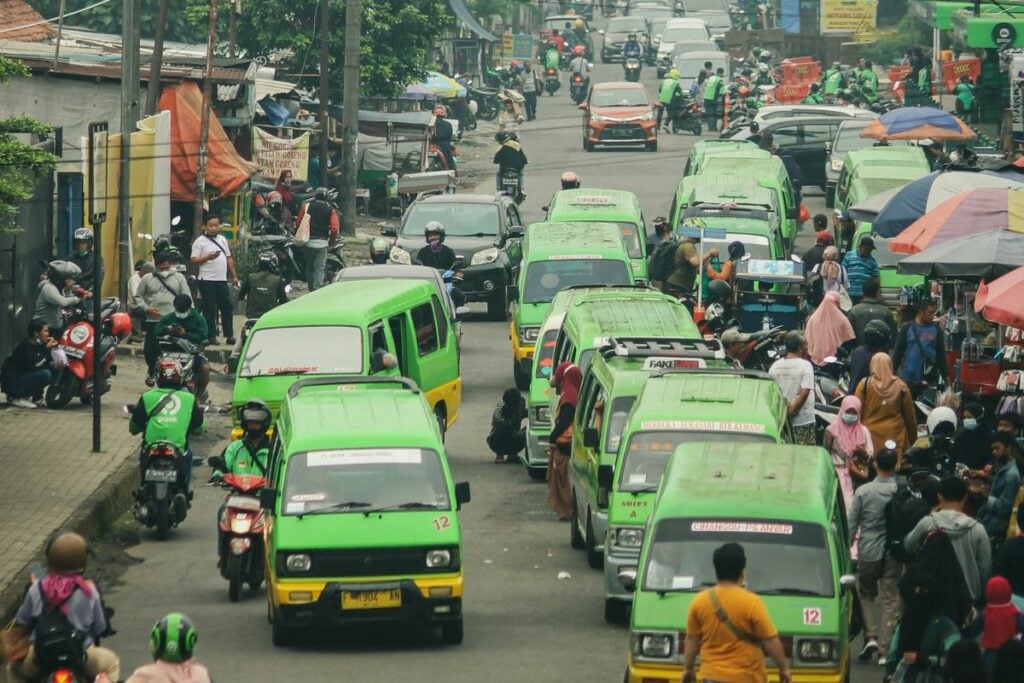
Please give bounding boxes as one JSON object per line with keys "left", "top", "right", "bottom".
{"left": 682, "top": 543, "right": 792, "bottom": 683}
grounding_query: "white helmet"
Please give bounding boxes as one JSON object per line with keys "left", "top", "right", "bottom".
{"left": 758, "top": 63, "right": 769, "bottom": 74}
{"left": 927, "top": 406, "right": 958, "bottom": 436}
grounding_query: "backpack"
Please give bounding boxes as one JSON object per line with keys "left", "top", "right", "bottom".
{"left": 884, "top": 486, "right": 931, "bottom": 563}
{"left": 806, "top": 270, "right": 824, "bottom": 306}
{"left": 33, "top": 588, "right": 87, "bottom": 671}
{"left": 649, "top": 236, "right": 679, "bottom": 282}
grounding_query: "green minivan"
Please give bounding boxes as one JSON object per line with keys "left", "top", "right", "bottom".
{"left": 263, "top": 376, "right": 471, "bottom": 647}
{"left": 682, "top": 138, "right": 763, "bottom": 177}
{"left": 599, "top": 369, "right": 790, "bottom": 623}
{"left": 232, "top": 279, "right": 461, "bottom": 439}
{"left": 544, "top": 189, "right": 650, "bottom": 282}
{"left": 624, "top": 442, "right": 853, "bottom": 683}
{"left": 509, "top": 222, "right": 633, "bottom": 390}
{"left": 832, "top": 145, "right": 929, "bottom": 214}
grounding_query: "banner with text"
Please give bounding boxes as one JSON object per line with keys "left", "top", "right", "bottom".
{"left": 820, "top": 0, "right": 877, "bottom": 35}
{"left": 252, "top": 128, "right": 311, "bottom": 181}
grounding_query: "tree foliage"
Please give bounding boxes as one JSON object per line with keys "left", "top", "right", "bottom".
{"left": 27, "top": 0, "right": 207, "bottom": 43}
{"left": 0, "top": 56, "right": 57, "bottom": 232}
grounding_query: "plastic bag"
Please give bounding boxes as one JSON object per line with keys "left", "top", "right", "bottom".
{"left": 50, "top": 347, "right": 68, "bottom": 370}
{"left": 293, "top": 211, "right": 311, "bottom": 247}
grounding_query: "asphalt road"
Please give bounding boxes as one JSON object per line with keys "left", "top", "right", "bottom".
{"left": 100, "top": 26, "right": 872, "bottom": 683}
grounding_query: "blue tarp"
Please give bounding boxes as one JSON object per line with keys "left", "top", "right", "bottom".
{"left": 780, "top": 0, "right": 800, "bottom": 33}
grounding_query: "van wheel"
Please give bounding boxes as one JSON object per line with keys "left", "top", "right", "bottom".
{"left": 527, "top": 465, "right": 547, "bottom": 482}
{"left": 646, "top": 141, "right": 658, "bottom": 152}
{"left": 435, "top": 407, "right": 447, "bottom": 442}
{"left": 271, "top": 613, "right": 295, "bottom": 647}
{"left": 570, "top": 495, "right": 585, "bottom": 549}
{"left": 585, "top": 511, "right": 603, "bottom": 569}
{"left": 513, "top": 361, "right": 530, "bottom": 391}
{"left": 825, "top": 192, "right": 835, "bottom": 209}
{"left": 584, "top": 138, "right": 594, "bottom": 152}
{"left": 441, "top": 617, "right": 464, "bottom": 645}
{"left": 487, "top": 289, "right": 508, "bottom": 321}
{"left": 604, "top": 598, "right": 628, "bottom": 624}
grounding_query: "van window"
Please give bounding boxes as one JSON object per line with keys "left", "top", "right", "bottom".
{"left": 241, "top": 326, "right": 363, "bottom": 377}
{"left": 803, "top": 123, "right": 834, "bottom": 143}
{"left": 604, "top": 396, "right": 635, "bottom": 454}
{"left": 618, "top": 431, "right": 773, "bottom": 492}
{"left": 587, "top": 386, "right": 608, "bottom": 432}
{"left": 369, "top": 321, "right": 388, "bottom": 355}
{"left": 430, "top": 295, "right": 448, "bottom": 347}
{"left": 388, "top": 316, "right": 407, "bottom": 373}
{"left": 771, "top": 125, "right": 800, "bottom": 148}
{"left": 535, "top": 329, "right": 559, "bottom": 379}
{"left": 576, "top": 373, "right": 599, "bottom": 428}
{"left": 411, "top": 303, "right": 438, "bottom": 355}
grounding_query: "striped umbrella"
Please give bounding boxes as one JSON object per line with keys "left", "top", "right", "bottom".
{"left": 890, "top": 187, "right": 1024, "bottom": 254}
{"left": 976, "top": 266, "right": 1024, "bottom": 329}
{"left": 859, "top": 107, "right": 976, "bottom": 141}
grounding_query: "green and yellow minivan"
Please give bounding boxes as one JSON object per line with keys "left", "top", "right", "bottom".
{"left": 624, "top": 442, "right": 853, "bottom": 683}
{"left": 600, "top": 369, "right": 790, "bottom": 623}
{"left": 544, "top": 189, "right": 650, "bottom": 282}
{"left": 509, "top": 222, "right": 633, "bottom": 390}
{"left": 263, "top": 376, "right": 471, "bottom": 647}
{"left": 832, "top": 145, "right": 929, "bottom": 215}
{"left": 682, "top": 138, "right": 764, "bottom": 177}
{"left": 698, "top": 155, "right": 800, "bottom": 251}
{"left": 232, "top": 279, "right": 461, "bottom": 439}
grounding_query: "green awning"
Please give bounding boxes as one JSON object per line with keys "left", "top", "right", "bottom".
{"left": 951, "top": 7, "right": 1024, "bottom": 48}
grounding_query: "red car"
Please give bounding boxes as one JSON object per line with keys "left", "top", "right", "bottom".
{"left": 579, "top": 81, "right": 658, "bottom": 152}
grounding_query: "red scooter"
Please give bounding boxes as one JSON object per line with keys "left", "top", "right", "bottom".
{"left": 46, "top": 299, "right": 131, "bottom": 409}
{"left": 213, "top": 469, "right": 267, "bottom": 602}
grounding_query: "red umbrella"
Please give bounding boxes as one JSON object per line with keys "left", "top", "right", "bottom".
{"left": 975, "top": 266, "right": 1024, "bottom": 328}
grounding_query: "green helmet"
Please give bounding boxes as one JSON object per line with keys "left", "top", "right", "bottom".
{"left": 150, "top": 613, "right": 197, "bottom": 663}
{"left": 668, "top": 68, "right": 680, "bottom": 79}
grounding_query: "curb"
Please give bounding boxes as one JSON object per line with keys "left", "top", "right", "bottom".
{"left": 0, "top": 458, "right": 139, "bottom": 621}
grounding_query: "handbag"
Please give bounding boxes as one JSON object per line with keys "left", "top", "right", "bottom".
{"left": 293, "top": 211, "right": 311, "bottom": 247}
{"left": 837, "top": 285, "right": 853, "bottom": 312}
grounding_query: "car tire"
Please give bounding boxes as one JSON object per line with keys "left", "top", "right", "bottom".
{"left": 435, "top": 406, "right": 448, "bottom": 443}
{"left": 825, "top": 191, "right": 835, "bottom": 209}
{"left": 527, "top": 465, "right": 547, "bottom": 482}
{"left": 271, "top": 614, "right": 295, "bottom": 647}
{"left": 601, "top": 50, "right": 610, "bottom": 64}
{"left": 585, "top": 510, "right": 603, "bottom": 569}
{"left": 646, "top": 141, "right": 658, "bottom": 152}
{"left": 487, "top": 288, "right": 508, "bottom": 321}
{"left": 570, "top": 494, "right": 586, "bottom": 550}
{"left": 604, "top": 598, "right": 629, "bottom": 624}
{"left": 513, "top": 360, "right": 530, "bottom": 391}
{"left": 584, "top": 138, "right": 595, "bottom": 152}
{"left": 441, "top": 617, "right": 464, "bottom": 645}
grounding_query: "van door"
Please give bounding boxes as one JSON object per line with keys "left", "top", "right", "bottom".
{"left": 369, "top": 321, "right": 399, "bottom": 376}
{"left": 404, "top": 296, "right": 460, "bottom": 421}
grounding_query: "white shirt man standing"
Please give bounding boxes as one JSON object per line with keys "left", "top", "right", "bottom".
{"left": 190, "top": 215, "right": 238, "bottom": 345}
{"left": 768, "top": 330, "right": 816, "bottom": 445}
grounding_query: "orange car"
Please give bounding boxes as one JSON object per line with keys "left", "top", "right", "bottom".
{"left": 579, "top": 81, "right": 658, "bottom": 152}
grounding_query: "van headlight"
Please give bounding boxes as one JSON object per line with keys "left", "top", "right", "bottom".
{"left": 612, "top": 527, "right": 644, "bottom": 549}
{"left": 285, "top": 554, "right": 311, "bottom": 572}
{"left": 426, "top": 549, "right": 452, "bottom": 568}
{"left": 797, "top": 637, "right": 837, "bottom": 663}
{"left": 631, "top": 631, "right": 676, "bottom": 659}
{"left": 531, "top": 404, "right": 551, "bottom": 424}
{"left": 519, "top": 326, "right": 539, "bottom": 343}
{"left": 389, "top": 246, "right": 411, "bottom": 265}
{"left": 470, "top": 247, "right": 499, "bottom": 266}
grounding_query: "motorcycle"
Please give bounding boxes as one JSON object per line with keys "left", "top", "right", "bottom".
{"left": 499, "top": 169, "right": 525, "bottom": 204}
{"left": 737, "top": 325, "right": 787, "bottom": 372}
{"left": 156, "top": 336, "right": 202, "bottom": 393}
{"left": 623, "top": 55, "right": 641, "bottom": 82}
{"left": 428, "top": 142, "right": 457, "bottom": 173}
{"left": 469, "top": 87, "right": 501, "bottom": 121}
{"left": 544, "top": 67, "right": 560, "bottom": 95}
{"left": 209, "top": 460, "right": 267, "bottom": 603}
{"left": 569, "top": 73, "right": 588, "bottom": 104}
{"left": 133, "top": 440, "right": 190, "bottom": 541}
{"left": 46, "top": 299, "right": 131, "bottom": 409}
{"left": 670, "top": 100, "right": 704, "bottom": 135}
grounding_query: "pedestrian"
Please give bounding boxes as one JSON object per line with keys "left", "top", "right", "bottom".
{"left": 993, "top": 639, "right": 1024, "bottom": 683}
{"left": 848, "top": 279, "right": 897, "bottom": 343}
{"left": 519, "top": 61, "right": 539, "bottom": 121}
{"left": 941, "top": 638, "right": 986, "bottom": 683}
{"left": 885, "top": 574, "right": 962, "bottom": 681}
{"left": 702, "top": 67, "right": 724, "bottom": 133}
{"left": 905, "top": 475, "right": 992, "bottom": 604}
{"left": 125, "top": 612, "right": 212, "bottom": 683}
{"left": 127, "top": 259, "right": 154, "bottom": 341}
{"left": 801, "top": 222, "right": 832, "bottom": 272}
{"left": 855, "top": 353, "right": 918, "bottom": 457}
{"left": 825, "top": 395, "right": 874, "bottom": 506}
{"left": 841, "top": 235, "right": 880, "bottom": 304}
{"left": 809, "top": 246, "right": 850, "bottom": 309}
{"left": 680, "top": 543, "right": 792, "bottom": 683}
{"left": 721, "top": 327, "right": 752, "bottom": 369}
{"left": 548, "top": 361, "right": 580, "bottom": 520}
{"left": 487, "top": 388, "right": 527, "bottom": 464}
{"left": 805, "top": 291, "right": 855, "bottom": 367}
{"left": 976, "top": 434, "right": 1023, "bottom": 543}
{"left": 994, "top": 505, "right": 1024, "bottom": 596}
{"left": 237, "top": 252, "right": 288, "bottom": 320}
{"left": 849, "top": 447, "right": 899, "bottom": 665}
{"left": 973, "top": 576, "right": 1024, "bottom": 674}
{"left": 768, "top": 331, "right": 816, "bottom": 445}
{"left": 189, "top": 214, "right": 238, "bottom": 345}
{"left": 892, "top": 298, "right": 949, "bottom": 398}
{"left": 928, "top": 141, "right": 952, "bottom": 171}
{"left": 295, "top": 187, "right": 340, "bottom": 292}
{"left": 274, "top": 169, "right": 297, "bottom": 214}
{"left": 954, "top": 75, "right": 977, "bottom": 124}
{"left": 136, "top": 251, "right": 191, "bottom": 378}
{"left": 0, "top": 320, "right": 56, "bottom": 409}
{"left": 837, "top": 210, "right": 858, "bottom": 254}
{"left": 657, "top": 68, "right": 681, "bottom": 130}
{"left": 848, "top": 320, "right": 892, "bottom": 396}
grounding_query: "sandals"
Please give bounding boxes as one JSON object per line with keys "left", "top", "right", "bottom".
{"left": 494, "top": 454, "right": 506, "bottom": 463}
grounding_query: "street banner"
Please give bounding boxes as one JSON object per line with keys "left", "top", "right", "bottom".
{"left": 252, "top": 128, "right": 311, "bottom": 181}
{"left": 820, "top": 0, "right": 878, "bottom": 34}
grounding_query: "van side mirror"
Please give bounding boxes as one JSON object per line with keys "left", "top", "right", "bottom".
{"left": 598, "top": 464, "right": 614, "bottom": 489}
{"left": 507, "top": 284, "right": 519, "bottom": 301}
{"left": 824, "top": 141, "right": 832, "bottom": 154}
{"left": 381, "top": 223, "right": 398, "bottom": 237}
{"left": 370, "top": 348, "right": 391, "bottom": 373}
{"left": 839, "top": 574, "right": 856, "bottom": 592}
{"left": 583, "top": 427, "right": 600, "bottom": 449}
{"left": 508, "top": 225, "right": 525, "bottom": 238}
{"left": 455, "top": 481, "right": 471, "bottom": 509}
{"left": 577, "top": 102, "right": 588, "bottom": 111}
{"left": 786, "top": 207, "right": 799, "bottom": 220}
{"left": 618, "top": 567, "right": 637, "bottom": 593}
{"left": 259, "top": 488, "right": 277, "bottom": 510}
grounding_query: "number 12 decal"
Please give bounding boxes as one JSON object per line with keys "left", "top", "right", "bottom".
{"left": 432, "top": 515, "right": 451, "bottom": 531}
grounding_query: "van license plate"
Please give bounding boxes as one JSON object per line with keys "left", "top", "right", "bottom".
{"left": 144, "top": 469, "right": 177, "bottom": 483}
{"left": 341, "top": 589, "right": 402, "bottom": 610}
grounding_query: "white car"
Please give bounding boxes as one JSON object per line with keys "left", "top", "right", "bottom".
{"left": 655, "top": 17, "right": 710, "bottom": 62}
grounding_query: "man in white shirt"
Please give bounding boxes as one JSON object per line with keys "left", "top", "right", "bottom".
{"left": 190, "top": 215, "right": 239, "bottom": 345}
{"left": 768, "top": 331, "right": 816, "bottom": 445}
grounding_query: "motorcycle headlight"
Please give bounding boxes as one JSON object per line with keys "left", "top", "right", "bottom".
{"left": 470, "top": 247, "right": 499, "bottom": 266}
{"left": 797, "top": 638, "right": 837, "bottom": 663}
{"left": 531, "top": 405, "right": 551, "bottom": 424}
{"left": 631, "top": 632, "right": 675, "bottom": 659}
{"left": 390, "top": 246, "right": 411, "bottom": 265}
{"left": 285, "top": 553, "right": 311, "bottom": 572}
{"left": 519, "top": 326, "right": 540, "bottom": 343}
{"left": 613, "top": 527, "right": 644, "bottom": 549}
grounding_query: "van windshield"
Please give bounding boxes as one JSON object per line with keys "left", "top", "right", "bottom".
{"left": 523, "top": 260, "right": 632, "bottom": 304}
{"left": 701, "top": 234, "right": 772, "bottom": 261}
{"left": 643, "top": 518, "right": 834, "bottom": 596}
{"left": 282, "top": 448, "right": 450, "bottom": 515}
{"left": 240, "top": 326, "right": 363, "bottom": 377}
{"left": 618, "top": 431, "right": 774, "bottom": 492}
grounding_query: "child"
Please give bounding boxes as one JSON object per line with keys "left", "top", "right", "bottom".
{"left": 487, "top": 388, "right": 527, "bottom": 464}
{"left": 975, "top": 576, "right": 1024, "bottom": 674}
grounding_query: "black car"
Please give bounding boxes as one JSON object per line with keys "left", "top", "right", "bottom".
{"left": 384, "top": 194, "right": 524, "bottom": 321}
{"left": 723, "top": 116, "right": 847, "bottom": 191}
{"left": 600, "top": 15, "right": 650, "bottom": 63}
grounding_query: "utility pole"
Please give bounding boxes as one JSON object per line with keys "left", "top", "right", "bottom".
{"left": 317, "top": 0, "right": 330, "bottom": 183}
{"left": 194, "top": 0, "right": 219, "bottom": 234}
{"left": 228, "top": 0, "right": 238, "bottom": 58}
{"left": 145, "top": 0, "right": 169, "bottom": 114}
{"left": 340, "top": 0, "right": 360, "bottom": 236}
{"left": 119, "top": 0, "right": 141, "bottom": 300}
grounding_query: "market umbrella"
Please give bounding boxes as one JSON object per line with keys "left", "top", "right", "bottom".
{"left": 401, "top": 71, "right": 467, "bottom": 100}
{"left": 896, "top": 229, "right": 1024, "bottom": 280}
{"left": 976, "top": 266, "right": 1024, "bottom": 328}
{"left": 871, "top": 170, "right": 1024, "bottom": 237}
{"left": 847, "top": 185, "right": 905, "bottom": 223}
{"left": 859, "top": 107, "right": 976, "bottom": 141}
{"left": 891, "top": 187, "right": 1024, "bottom": 254}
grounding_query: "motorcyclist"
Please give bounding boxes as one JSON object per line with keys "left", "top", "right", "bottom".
{"left": 622, "top": 33, "right": 642, "bottom": 66}
{"left": 493, "top": 131, "right": 528, "bottom": 198}
{"left": 7, "top": 532, "right": 120, "bottom": 683}
{"left": 368, "top": 237, "right": 391, "bottom": 264}
{"left": 431, "top": 104, "right": 455, "bottom": 171}
{"left": 544, "top": 41, "right": 561, "bottom": 71}
{"left": 548, "top": 29, "right": 565, "bottom": 54}
{"left": 33, "top": 260, "right": 89, "bottom": 340}
{"left": 821, "top": 61, "right": 846, "bottom": 102}
{"left": 560, "top": 171, "right": 581, "bottom": 190}
{"left": 152, "top": 294, "right": 210, "bottom": 401}
{"left": 657, "top": 68, "right": 681, "bottom": 130}
{"left": 802, "top": 82, "right": 825, "bottom": 104}
{"left": 568, "top": 45, "right": 590, "bottom": 88}
{"left": 125, "top": 613, "right": 211, "bottom": 683}
{"left": 857, "top": 59, "right": 879, "bottom": 104}
{"left": 572, "top": 17, "right": 587, "bottom": 45}
{"left": 415, "top": 222, "right": 458, "bottom": 271}
{"left": 237, "top": 252, "right": 287, "bottom": 320}
{"left": 255, "top": 191, "right": 292, "bottom": 231}
{"left": 67, "top": 228, "right": 104, "bottom": 294}
{"left": 755, "top": 62, "right": 774, "bottom": 87}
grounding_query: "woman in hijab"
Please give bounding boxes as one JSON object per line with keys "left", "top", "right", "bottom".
{"left": 955, "top": 401, "right": 991, "bottom": 471}
{"left": 548, "top": 361, "right": 581, "bottom": 520}
{"left": 813, "top": 246, "right": 850, "bottom": 294}
{"left": 805, "top": 291, "right": 856, "bottom": 367}
{"left": 855, "top": 352, "right": 918, "bottom": 457}
{"left": 275, "top": 170, "right": 296, "bottom": 212}
{"left": 886, "top": 573, "right": 962, "bottom": 680}
{"left": 824, "top": 395, "right": 873, "bottom": 506}
{"left": 487, "top": 388, "right": 528, "bottom": 463}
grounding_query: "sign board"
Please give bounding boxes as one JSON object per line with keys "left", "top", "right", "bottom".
{"left": 252, "top": 128, "right": 311, "bottom": 181}
{"left": 994, "top": 22, "right": 1019, "bottom": 51}
{"left": 1012, "top": 53, "right": 1024, "bottom": 141}
{"left": 87, "top": 122, "right": 109, "bottom": 224}
{"left": 512, "top": 34, "right": 535, "bottom": 60}
{"left": 820, "top": 0, "right": 878, "bottom": 34}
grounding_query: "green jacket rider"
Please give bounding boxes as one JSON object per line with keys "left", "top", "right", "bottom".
{"left": 212, "top": 400, "right": 272, "bottom": 480}
{"left": 822, "top": 62, "right": 845, "bottom": 95}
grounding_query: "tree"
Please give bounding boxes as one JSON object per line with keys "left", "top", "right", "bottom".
{"left": 28, "top": 0, "right": 207, "bottom": 43}
{"left": 230, "top": 0, "right": 451, "bottom": 97}
{"left": 0, "top": 56, "right": 58, "bottom": 232}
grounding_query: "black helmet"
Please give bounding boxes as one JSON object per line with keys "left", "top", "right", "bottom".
{"left": 237, "top": 399, "right": 272, "bottom": 432}
{"left": 862, "top": 319, "right": 891, "bottom": 349}
{"left": 369, "top": 238, "right": 390, "bottom": 264}
{"left": 628, "top": 33, "right": 637, "bottom": 40}
{"left": 495, "top": 131, "right": 511, "bottom": 144}
{"left": 424, "top": 221, "right": 446, "bottom": 242}
{"left": 706, "top": 279, "right": 733, "bottom": 304}
{"left": 727, "top": 240, "right": 746, "bottom": 261}
{"left": 257, "top": 251, "right": 279, "bottom": 273}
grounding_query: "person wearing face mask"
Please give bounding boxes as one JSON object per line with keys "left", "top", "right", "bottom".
{"left": 66, "top": 227, "right": 104, "bottom": 295}
{"left": 415, "top": 222, "right": 457, "bottom": 271}
{"left": 955, "top": 402, "right": 991, "bottom": 471}
{"left": 825, "top": 395, "right": 874, "bottom": 508}
{"left": 135, "top": 252, "right": 191, "bottom": 379}
{"left": 153, "top": 295, "right": 210, "bottom": 401}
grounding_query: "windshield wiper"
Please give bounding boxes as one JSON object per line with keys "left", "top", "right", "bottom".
{"left": 361, "top": 502, "right": 444, "bottom": 514}
{"left": 460, "top": 232, "right": 496, "bottom": 238}
{"left": 656, "top": 581, "right": 715, "bottom": 597}
{"left": 758, "top": 587, "right": 825, "bottom": 596}
{"left": 628, "top": 485, "right": 659, "bottom": 494}
{"left": 299, "top": 501, "right": 371, "bottom": 517}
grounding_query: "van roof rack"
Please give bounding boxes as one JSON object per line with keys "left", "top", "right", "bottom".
{"left": 287, "top": 375, "right": 420, "bottom": 398}
{"left": 599, "top": 337, "right": 725, "bottom": 361}
{"left": 648, "top": 367, "right": 772, "bottom": 381}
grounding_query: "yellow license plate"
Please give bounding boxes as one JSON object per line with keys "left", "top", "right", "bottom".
{"left": 341, "top": 589, "right": 402, "bottom": 610}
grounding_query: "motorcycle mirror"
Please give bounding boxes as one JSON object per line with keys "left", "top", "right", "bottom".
{"left": 824, "top": 355, "right": 838, "bottom": 364}
{"left": 171, "top": 216, "right": 182, "bottom": 227}
{"left": 455, "top": 305, "right": 471, "bottom": 318}
{"left": 790, "top": 253, "right": 802, "bottom": 263}
{"left": 380, "top": 223, "right": 398, "bottom": 237}
{"left": 597, "top": 29, "right": 605, "bottom": 34}
{"left": 284, "top": 284, "right": 293, "bottom": 294}
{"left": 577, "top": 102, "right": 588, "bottom": 110}
{"left": 122, "top": 404, "right": 133, "bottom": 416}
